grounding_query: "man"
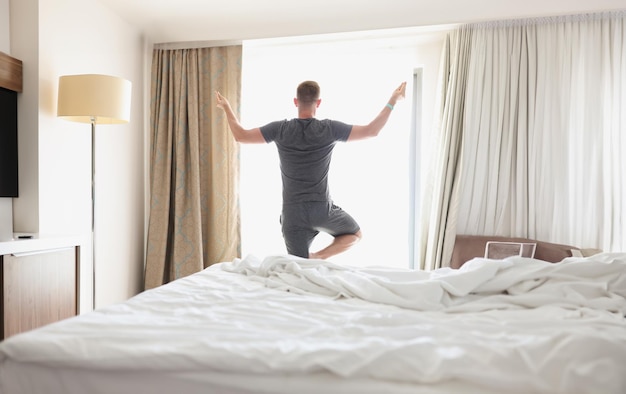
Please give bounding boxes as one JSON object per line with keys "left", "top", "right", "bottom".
{"left": 215, "top": 80, "right": 406, "bottom": 259}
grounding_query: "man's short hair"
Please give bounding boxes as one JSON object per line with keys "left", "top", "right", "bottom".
{"left": 297, "top": 81, "right": 320, "bottom": 105}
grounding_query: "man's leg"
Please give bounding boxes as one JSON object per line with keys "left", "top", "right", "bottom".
{"left": 284, "top": 228, "right": 318, "bottom": 258}
{"left": 309, "top": 230, "right": 362, "bottom": 260}
{"left": 281, "top": 204, "right": 318, "bottom": 258}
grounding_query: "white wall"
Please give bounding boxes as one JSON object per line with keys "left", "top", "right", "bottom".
{"left": 0, "top": 0, "right": 13, "bottom": 241}
{"left": 0, "top": 0, "right": 8, "bottom": 50}
{"left": 9, "top": 0, "right": 146, "bottom": 310}
{"left": 9, "top": 0, "right": 39, "bottom": 235}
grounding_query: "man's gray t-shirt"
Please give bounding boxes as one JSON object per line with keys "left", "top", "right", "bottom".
{"left": 260, "top": 118, "right": 352, "bottom": 204}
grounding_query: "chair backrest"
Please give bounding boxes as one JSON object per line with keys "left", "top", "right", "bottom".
{"left": 484, "top": 241, "right": 537, "bottom": 259}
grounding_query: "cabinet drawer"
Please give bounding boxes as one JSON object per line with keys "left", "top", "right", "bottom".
{"left": 1, "top": 247, "right": 78, "bottom": 339}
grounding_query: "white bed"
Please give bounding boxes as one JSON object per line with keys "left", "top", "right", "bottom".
{"left": 1, "top": 253, "right": 625, "bottom": 394}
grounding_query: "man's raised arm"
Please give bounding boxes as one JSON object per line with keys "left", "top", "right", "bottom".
{"left": 215, "top": 91, "right": 265, "bottom": 144}
{"left": 347, "top": 81, "right": 407, "bottom": 141}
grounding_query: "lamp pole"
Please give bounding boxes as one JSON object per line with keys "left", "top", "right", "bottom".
{"left": 91, "top": 117, "right": 96, "bottom": 310}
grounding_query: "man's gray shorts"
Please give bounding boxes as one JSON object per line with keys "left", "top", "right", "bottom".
{"left": 280, "top": 201, "right": 360, "bottom": 258}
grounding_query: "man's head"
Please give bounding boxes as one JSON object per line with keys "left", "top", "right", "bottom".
{"left": 296, "top": 81, "right": 321, "bottom": 106}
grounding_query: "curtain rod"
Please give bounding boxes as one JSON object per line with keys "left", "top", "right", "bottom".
{"left": 153, "top": 40, "right": 242, "bottom": 50}
{"left": 468, "top": 10, "right": 625, "bottom": 29}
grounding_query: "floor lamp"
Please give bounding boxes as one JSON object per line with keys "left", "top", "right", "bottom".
{"left": 57, "top": 74, "right": 132, "bottom": 310}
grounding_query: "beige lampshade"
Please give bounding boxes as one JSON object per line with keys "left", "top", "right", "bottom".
{"left": 57, "top": 74, "right": 132, "bottom": 124}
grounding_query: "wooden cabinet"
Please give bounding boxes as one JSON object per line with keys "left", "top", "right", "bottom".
{"left": 1, "top": 246, "right": 79, "bottom": 339}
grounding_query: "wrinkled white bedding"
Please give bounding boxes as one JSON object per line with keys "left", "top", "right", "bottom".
{"left": 225, "top": 253, "right": 626, "bottom": 313}
{"left": 1, "top": 253, "right": 625, "bottom": 394}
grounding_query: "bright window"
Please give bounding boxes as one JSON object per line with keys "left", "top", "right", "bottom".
{"left": 240, "top": 29, "right": 444, "bottom": 268}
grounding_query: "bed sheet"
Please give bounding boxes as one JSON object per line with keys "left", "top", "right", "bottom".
{"left": 1, "top": 253, "right": 625, "bottom": 394}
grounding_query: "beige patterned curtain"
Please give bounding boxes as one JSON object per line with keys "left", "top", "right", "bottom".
{"left": 144, "top": 46, "right": 242, "bottom": 289}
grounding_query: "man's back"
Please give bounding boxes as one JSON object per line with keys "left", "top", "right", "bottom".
{"left": 260, "top": 118, "right": 351, "bottom": 204}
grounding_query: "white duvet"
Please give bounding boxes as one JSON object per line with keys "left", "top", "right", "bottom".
{"left": 1, "top": 253, "right": 625, "bottom": 394}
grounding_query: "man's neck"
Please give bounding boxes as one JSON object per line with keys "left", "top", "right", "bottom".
{"left": 297, "top": 101, "right": 318, "bottom": 119}
{"left": 297, "top": 108, "right": 316, "bottom": 119}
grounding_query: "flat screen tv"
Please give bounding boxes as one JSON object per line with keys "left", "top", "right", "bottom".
{"left": 0, "top": 86, "right": 18, "bottom": 197}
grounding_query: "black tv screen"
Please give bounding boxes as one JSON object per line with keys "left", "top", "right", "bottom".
{"left": 0, "top": 86, "right": 18, "bottom": 197}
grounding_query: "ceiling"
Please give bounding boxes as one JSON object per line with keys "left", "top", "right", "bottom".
{"left": 98, "top": 0, "right": 626, "bottom": 44}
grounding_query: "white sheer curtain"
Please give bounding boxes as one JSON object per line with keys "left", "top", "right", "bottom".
{"left": 415, "top": 28, "right": 472, "bottom": 270}
{"left": 419, "top": 11, "right": 625, "bottom": 269}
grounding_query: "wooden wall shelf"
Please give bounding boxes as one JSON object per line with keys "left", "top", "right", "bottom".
{"left": 0, "top": 51, "right": 23, "bottom": 92}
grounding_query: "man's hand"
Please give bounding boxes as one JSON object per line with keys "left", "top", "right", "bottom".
{"left": 215, "top": 91, "right": 229, "bottom": 110}
{"left": 390, "top": 82, "right": 407, "bottom": 105}
{"left": 214, "top": 90, "right": 266, "bottom": 144}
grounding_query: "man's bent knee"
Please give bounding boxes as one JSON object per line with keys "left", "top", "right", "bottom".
{"left": 309, "top": 230, "right": 362, "bottom": 260}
